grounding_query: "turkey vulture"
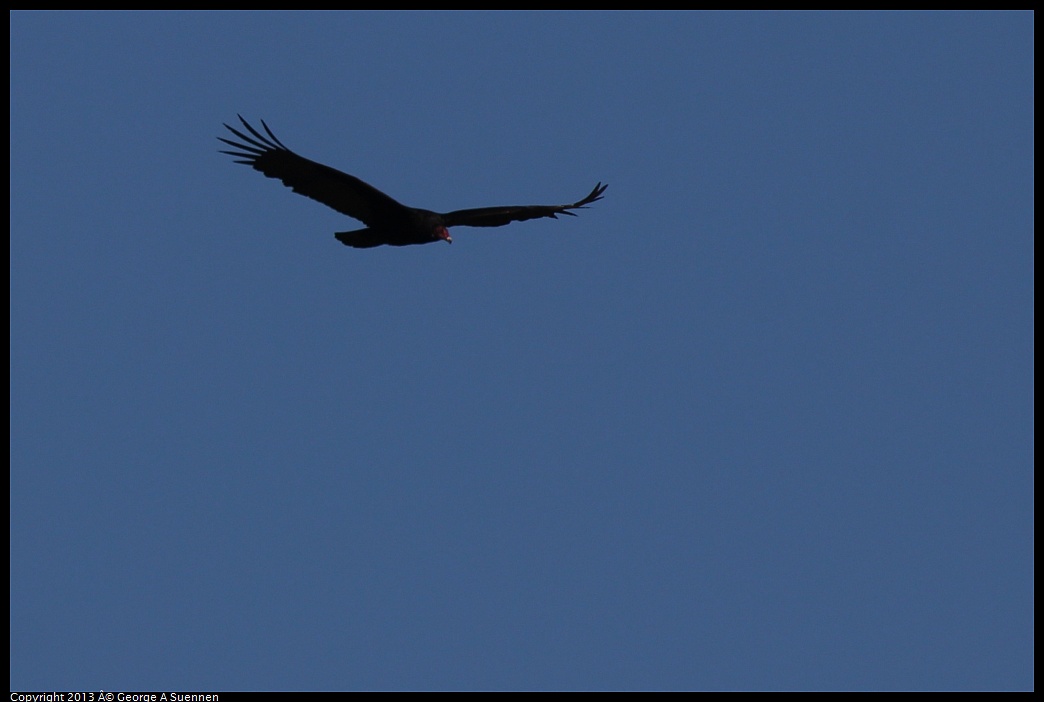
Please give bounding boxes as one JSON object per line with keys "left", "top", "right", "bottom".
{"left": 219, "top": 116, "right": 607, "bottom": 248}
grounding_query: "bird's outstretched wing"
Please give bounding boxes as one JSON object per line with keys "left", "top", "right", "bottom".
{"left": 440, "top": 183, "right": 608, "bottom": 228}
{"left": 218, "top": 116, "right": 409, "bottom": 227}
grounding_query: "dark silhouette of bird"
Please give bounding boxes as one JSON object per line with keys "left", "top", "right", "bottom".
{"left": 219, "top": 116, "right": 607, "bottom": 248}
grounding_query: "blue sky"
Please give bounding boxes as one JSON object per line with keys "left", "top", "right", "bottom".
{"left": 10, "top": 11, "right": 1033, "bottom": 691}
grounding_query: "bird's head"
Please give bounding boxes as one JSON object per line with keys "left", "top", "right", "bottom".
{"left": 435, "top": 226, "right": 452, "bottom": 244}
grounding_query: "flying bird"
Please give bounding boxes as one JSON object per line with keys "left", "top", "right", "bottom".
{"left": 218, "top": 116, "right": 607, "bottom": 248}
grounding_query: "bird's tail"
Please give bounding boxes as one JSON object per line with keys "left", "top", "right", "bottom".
{"left": 334, "top": 229, "right": 385, "bottom": 249}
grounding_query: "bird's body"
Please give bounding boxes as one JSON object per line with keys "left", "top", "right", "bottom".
{"left": 218, "top": 116, "right": 606, "bottom": 248}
